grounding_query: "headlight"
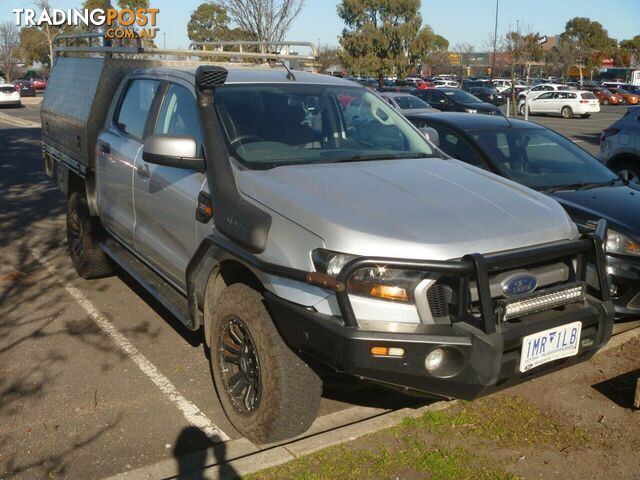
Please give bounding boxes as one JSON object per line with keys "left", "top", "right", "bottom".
{"left": 606, "top": 230, "right": 640, "bottom": 257}
{"left": 312, "top": 249, "right": 423, "bottom": 303}
{"left": 465, "top": 108, "right": 478, "bottom": 114}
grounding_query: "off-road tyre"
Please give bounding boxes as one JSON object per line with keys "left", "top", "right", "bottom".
{"left": 66, "top": 191, "right": 113, "bottom": 279}
{"left": 561, "top": 106, "right": 573, "bottom": 119}
{"left": 209, "top": 283, "right": 322, "bottom": 444}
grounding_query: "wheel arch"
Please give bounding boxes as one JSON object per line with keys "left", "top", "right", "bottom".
{"left": 606, "top": 153, "right": 640, "bottom": 171}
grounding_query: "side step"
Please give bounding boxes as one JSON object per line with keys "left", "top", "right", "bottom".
{"left": 100, "top": 238, "right": 196, "bottom": 330}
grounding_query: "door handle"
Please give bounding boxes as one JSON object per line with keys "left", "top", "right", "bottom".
{"left": 136, "top": 163, "right": 150, "bottom": 178}
{"left": 99, "top": 142, "right": 111, "bottom": 154}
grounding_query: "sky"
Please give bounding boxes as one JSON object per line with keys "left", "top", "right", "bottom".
{"left": 3, "top": 0, "right": 639, "bottom": 50}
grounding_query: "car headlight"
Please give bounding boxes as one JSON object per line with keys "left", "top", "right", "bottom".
{"left": 465, "top": 108, "right": 478, "bottom": 114}
{"left": 312, "top": 249, "right": 423, "bottom": 303}
{"left": 606, "top": 230, "right": 640, "bottom": 257}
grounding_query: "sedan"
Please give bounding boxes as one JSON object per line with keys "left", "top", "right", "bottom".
{"left": 412, "top": 88, "right": 502, "bottom": 115}
{"left": 405, "top": 111, "right": 640, "bottom": 319}
{"left": 519, "top": 90, "right": 599, "bottom": 119}
{"left": 468, "top": 86, "right": 507, "bottom": 106}
{"left": 31, "top": 77, "right": 47, "bottom": 90}
{"left": 582, "top": 86, "right": 623, "bottom": 106}
{"left": 0, "top": 84, "right": 21, "bottom": 106}
{"left": 607, "top": 87, "right": 640, "bottom": 105}
{"left": 377, "top": 92, "right": 434, "bottom": 115}
{"left": 13, "top": 79, "right": 36, "bottom": 97}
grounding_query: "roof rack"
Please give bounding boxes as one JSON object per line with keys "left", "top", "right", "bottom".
{"left": 54, "top": 33, "right": 318, "bottom": 62}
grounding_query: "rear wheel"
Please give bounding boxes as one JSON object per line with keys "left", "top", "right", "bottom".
{"left": 208, "top": 284, "right": 322, "bottom": 444}
{"left": 67, "top": 191, "right": 113, "bottom": 279}
{"left": 603, "top": 99, "right": 610, "bottom": 106}
{"left": 614, "top": 161, "right": 640, "bottom": 184}
{"left": 561, "top": 106, "right": 573, "bottom": 119}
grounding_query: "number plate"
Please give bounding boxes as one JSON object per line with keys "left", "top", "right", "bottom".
{"left": 519, "top": 321, "right": 582, "bottom": 373}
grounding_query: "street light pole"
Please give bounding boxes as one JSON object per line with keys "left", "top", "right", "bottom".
{"left": 491, "top": 0, "right": 499, "bottom": 79}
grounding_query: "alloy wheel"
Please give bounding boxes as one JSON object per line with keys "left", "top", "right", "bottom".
{"left": 618, "top": 169, "right": 640, "bottom": 184}
{"left": 218, "top": 316, "right": 261, "bottom": 414}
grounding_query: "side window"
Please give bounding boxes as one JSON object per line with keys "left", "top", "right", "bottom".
{"left": 537, "top": 92, "right": 554, "bottom": 99}
{"left": 154, "top": 84, "right": 203, "bottom": 152}
{"left": 432, "top": 126, "right": 487, "bottom": 169}
{"left": 116, "top": 79, "right": 160, "bottom": 140}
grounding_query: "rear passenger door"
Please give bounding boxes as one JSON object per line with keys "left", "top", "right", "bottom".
{"left": 133, "top": 82, "right": 206, "bottom": 290}
{"left": 96, "top": 78, "right": 160, "bottom": 247}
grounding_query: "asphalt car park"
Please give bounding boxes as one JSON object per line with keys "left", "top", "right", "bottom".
{"left": 0, "top": 98, "right": 635, "bottom": 480}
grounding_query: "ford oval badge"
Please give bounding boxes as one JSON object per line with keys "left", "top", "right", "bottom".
{"left": 502, "top": 274, "right": 538, "bottom": 298}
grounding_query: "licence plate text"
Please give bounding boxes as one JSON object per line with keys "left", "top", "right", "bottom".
{"left": 519, "top": 321, "right": 582, "bottom": 372}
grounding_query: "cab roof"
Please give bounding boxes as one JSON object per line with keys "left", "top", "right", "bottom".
{"left": 132, "top": 65, "right": 357, "bottom": 87}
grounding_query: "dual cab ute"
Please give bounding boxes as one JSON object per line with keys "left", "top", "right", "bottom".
{"left": 41, "top": 34, "right": 614, "bottom": 444}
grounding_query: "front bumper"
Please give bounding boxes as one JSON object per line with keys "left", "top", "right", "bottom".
{"left": 267, "top": 293, "right": 613, "bottom": 399}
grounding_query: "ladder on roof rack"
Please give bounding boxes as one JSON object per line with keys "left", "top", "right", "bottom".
{"left": 53, "top": 33, "right": 318, "bottom": 62}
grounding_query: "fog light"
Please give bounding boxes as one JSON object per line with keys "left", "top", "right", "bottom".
{"left": 424, "top": 348, "right": 444, "bottom": 372}
{"left": 610, "top": 283, "right": 618, "bottom": 296}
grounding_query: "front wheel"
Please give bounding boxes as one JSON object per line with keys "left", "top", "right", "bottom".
{"left": 518, "top": 103, "right": 526, "bottom": 116}
{"left": 209, "top": 284, "right": 322, "bottom": 444}
{"left": 561, "top": 106, "right": 573, "bottom": 119}
{"left": 603, "top": 99, "right": 610, "bottom": 106}
{"left": 67, "top": 191, "right": 113, "bottom": 279}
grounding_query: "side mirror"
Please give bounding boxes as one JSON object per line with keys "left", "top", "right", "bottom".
{"left": 142, "top": 135, "right": 204, "bottom": 171}
{"left": 420, "top": 127, "right": 440, "bottom": 147}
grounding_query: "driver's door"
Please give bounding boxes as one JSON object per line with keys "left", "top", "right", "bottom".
{"left": 133, "top": 81, "right": 206, "bottom": 290}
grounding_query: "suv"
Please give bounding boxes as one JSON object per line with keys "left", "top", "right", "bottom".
{"left": 42, "top": 35, "right": 613, "bottom": 444}
{"left": 599, "top": 106, "right": 640, "bottom": 183}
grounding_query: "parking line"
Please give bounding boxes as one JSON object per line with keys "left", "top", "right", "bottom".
{"left": 29, "top": 248, "right": 230, "bottom": 443}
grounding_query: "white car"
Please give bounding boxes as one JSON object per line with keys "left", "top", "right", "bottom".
{"left": 518, "top": 83, "right": 573, "bottom": 102}
{"left": 433, "top": 79, "right": 459, "bottom": 88}
{"left": 492, "top": 78, "right": 527, "bottom": 93}
{"left": 0, "top": 84, "right": 21, "bottom": 106}
{"left": 519, "top": 90, "right": 600, "bottom": 119}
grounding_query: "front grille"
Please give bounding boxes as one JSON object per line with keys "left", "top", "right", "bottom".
{"left": 427, "top": 283, "right": 449, "bottom": 318}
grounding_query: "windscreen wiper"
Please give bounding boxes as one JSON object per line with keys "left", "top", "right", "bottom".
{"left": 334, "top": 152, "right": 434, "bottom": 163}
{"left": 543, "top": 179, "right": 618, "bottom": 193}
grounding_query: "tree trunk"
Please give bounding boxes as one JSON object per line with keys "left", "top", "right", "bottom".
{"left": 378, "top": 73, "right": 384, "bottom": 89}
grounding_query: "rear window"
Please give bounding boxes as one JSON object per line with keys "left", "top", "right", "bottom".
{"left": 581, "top": 92, "right": 597, "bottom": 99}
{"left": 0, "top": 86, "right": 15, "bottom": 94}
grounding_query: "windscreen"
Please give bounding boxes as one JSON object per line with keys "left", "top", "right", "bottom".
{"left": 214, "top": 84, "right": 436, "bottom": 169}
{"left": 581, "top": 92, "right": 597, "bottom": 99}
{"left": 471, "top": 128, "right": 618, "bottom": 190}
{"left": 0, "top": 86, "right": 15, "bottom": 94}
{"left": 443, "top": 89, "right": 482, "bottom": 103}
{"left": 393, "top": 95, "right": 430, "bottom": 110}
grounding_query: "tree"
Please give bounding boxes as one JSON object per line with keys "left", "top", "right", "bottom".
{"left": 338, "top": 0, "right": 440, "bottom": 87}
{"left": 620, "top": 35, "right": 640, "bottom": 67}
{"left": 19, "top": 26, "right": 48, "bottom": 66}
{"left": 560, "top": 17, "right": 616, "bottom": 74}
{"left": 316, "top": 44, "right": 340, "bottom": 72}
{"left": 219, "top": 0, "right": 305, "bottom": 43}
{"left": 187, "top": 2, "right": 249, "bottom": 43}
{"left": 0, "top": 22, "right": 20, "bottom": 82}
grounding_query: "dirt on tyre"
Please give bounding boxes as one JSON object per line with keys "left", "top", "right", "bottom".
{"left": 208, "top": 283, "right": 322, "bottom": 444}
{"left": 67, "top": 190, "right": 114, "bottom": 279}
{"left": 561, "top": 106, "right": 573, "bottom": 119}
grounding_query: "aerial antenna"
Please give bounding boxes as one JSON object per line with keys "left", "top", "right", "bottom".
{"left": 273, "top": 53, "right": 296, "bottom": 81}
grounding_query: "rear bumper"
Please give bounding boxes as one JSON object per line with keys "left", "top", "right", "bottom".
{"left": 267, "top": 293, "right": 613, "bottom": 399}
